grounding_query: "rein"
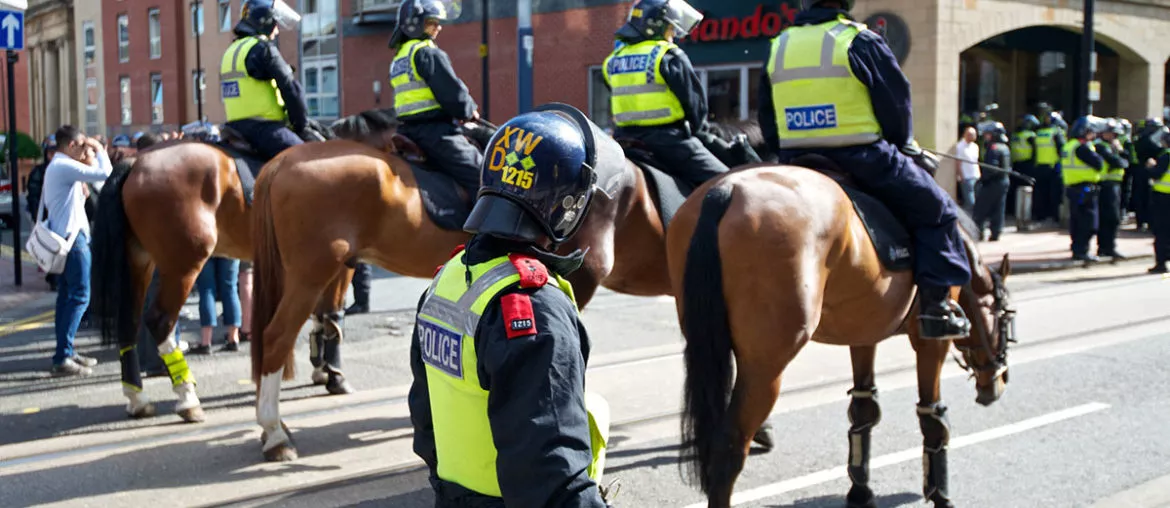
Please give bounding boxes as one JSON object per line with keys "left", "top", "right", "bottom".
{"left": 953, "top": 270, "right": 1015, "bottom": 377}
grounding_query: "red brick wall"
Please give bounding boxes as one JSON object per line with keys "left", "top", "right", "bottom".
{"left": 341, "top": 3, "right": 629, "bottom": 123}
{"left": 103, "top": 0, "right": 187, "bottom": 133}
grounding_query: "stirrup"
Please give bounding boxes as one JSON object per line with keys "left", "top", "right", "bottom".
{"left": 599, "top": 478, "right": 622, "bottom": 504}
{"left": 918, "top": 301, "right": 971, "bottom": 340}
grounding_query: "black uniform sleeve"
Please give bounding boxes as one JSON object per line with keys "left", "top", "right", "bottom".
{"left": 847, "top": 30, "right": 914, "bottom": 146}
{"left": 476, "top": 284, "right": 606, "bottom": 508}
{"left": 408, "top": 293, "right": 439, "bottom": 479}
{"left": 244, "top": 40, "right": 308, "bottom": 132}
{"left": 1151, "top": 152, "right": 1170, "bottom": 181}
{"left": 1098, "top": 143, "right": 1129, "bottom": 169}
{"left": 660, "top": 49, "right": 708, "bottom": 132}
{"left": 757, "top": 70, "right": 780, "bottom": 155}
{"left": 1076, "top": 143, "right": 1104, "bottom": 171}
{"left": 1054, "top": 130, "right": 1067, "bottom": 149}
{"left": 414, "top": 45, "right": 479, "bottom": 121}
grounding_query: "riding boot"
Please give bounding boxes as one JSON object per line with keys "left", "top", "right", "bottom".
{"left": 917, "top": 285, "right": 971, "bottom": 340}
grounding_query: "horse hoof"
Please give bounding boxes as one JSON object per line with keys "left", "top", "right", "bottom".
{"left": 311, "top": 368, "right": 328, "bottom": 385}
{"left": 178, "top": 406, "right": 206, "bottom": 423}
{"left": 326, "top": 375, "right": 355, "bottom": 395}
{"left": 752, "top": 425, "right": 775, "bottom": 452}
{"left": 846, "top": 485, "right": 877, "bottom": 508}
{"left": 263, "top": 443, "right": 299, "bottom": 462}
{"left": 127, "top": 403, "right": 156, "bottom": 419}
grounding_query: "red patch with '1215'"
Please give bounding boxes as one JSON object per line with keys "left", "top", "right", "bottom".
{"left": 500, "top": 293, "right": 537, "bottom": 339}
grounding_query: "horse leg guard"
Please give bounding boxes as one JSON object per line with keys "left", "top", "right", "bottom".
{"left": 309, "top": 326, "right": 328, "bottom": 385}
{"left": 320, "top": 312, "right": 354, "bottom": 395}
{"left": 846, "top": 387, "right": 881, "bottom": 508}
{"left": 159, "top": 341, "right": 204, "bottom": 423}
{"left": 119, "top": 345, "right": 155, "bottom": 418}
{"left": 917, "top": 402, "right": 954, "bottom": 508}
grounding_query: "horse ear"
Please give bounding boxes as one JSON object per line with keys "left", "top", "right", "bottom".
{"left": 999, "top": 253, "right": 1011, "bottom": 280}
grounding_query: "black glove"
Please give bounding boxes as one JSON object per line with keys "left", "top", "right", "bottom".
{"left": 298, "top": 119, "right": 329, "bottom": 142}
{"left": 902, "top": 143, "right": 939, "bottom": 176}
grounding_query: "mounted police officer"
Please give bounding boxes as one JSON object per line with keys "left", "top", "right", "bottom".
{"left": 1094, "top": 119, "right": 1129, "bottom": 260}
{"left": 1062, "top": 116, "right": 1107, "bottom": 262}
{"left": 389, "top": 0, "right": 483, "bottom": 195}
{"left": 409, "top": 109, "right": 612, "bottom": 507}
{"left": 757, "top": 0, "right": 971, "bottom": 341}
{"left": 1146, "top": 126, "right": 1170, "bottom": 274}
{"left": 220, "top": 0, "right": 314, "bottom": 161}
{"left": 976, "top": 122, "right": 1011, "bottom": 242}
{"left": 603, "top": 0, "right": 730, "bottom": 188}
{"left": 1033, "top": 111, "right": 1068, "bottom": 224}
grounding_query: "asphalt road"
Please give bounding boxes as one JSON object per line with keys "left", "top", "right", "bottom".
{"left": 1, "top": 260, "right": 1169, "bottom": 507}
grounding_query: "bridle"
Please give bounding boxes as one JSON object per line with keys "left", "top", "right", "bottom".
{"left": 953, "top": 271, "right": 1015, "bottom": 378}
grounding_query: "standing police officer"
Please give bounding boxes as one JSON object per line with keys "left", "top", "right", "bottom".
{"left": 1033, "top": 112, "right": 1067, "bottom": 225}
{"left": 758, "top": 0, "right": 972, "bottom": 342}
{"left": 1008, "top": 114, "right": 1039, "bottom": 218}
{"left": 1132, "top": 117, "right": 1164, "bottom": 232}
{"left": 1094, "top": 120, "right": 1129, "bottom": 260}
{"left": 220, "top": 0, "right": 312, "bottom": 161}
{"left": 409, "top": 109, "right": 612, "bottom": 507}
{"left": 1062, "top": 116, "right": 1106, "bottom": 262}
{"left": 603, "top": 0, "right": 730, "bottom": 188}
{"left": 1146, "top": 126, "right": 1170, "bottom": 274}
{"left": 976, "top": 123, "right": 1012, "bottom": 242}
{"left": 389, "top": 0, "right": 483, "bottom": 195}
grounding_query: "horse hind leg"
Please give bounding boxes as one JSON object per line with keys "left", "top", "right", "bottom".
{"left": 257, "top": 279, "right": 324, "bottom": 462}
{"left": 845, "top": 346, "right": 881, "bottom": 508}
{"left": 310, "top": 270, "right": 355, "bottom": 395}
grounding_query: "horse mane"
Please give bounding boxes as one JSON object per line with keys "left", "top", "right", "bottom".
{"left": 331, "top": 108, "right": 400, "bottom": 140}
{"left": 708, "top": 116, "right": 773, "bottom": 161}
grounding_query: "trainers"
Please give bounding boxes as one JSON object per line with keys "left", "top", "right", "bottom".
{"left": 219, "top": 341, "right": 239, "bottom": 353}
{"left": 345, "top": 303, "right": 369, "bottom": 316}
{"left": 188, "top": 344, "right": 213, "bottom": 355}
{"left": 71, "top": 354, "right": 98, "bottom": 368}
{"left": 51, "top": 358, "right": 93, "bottom": 377}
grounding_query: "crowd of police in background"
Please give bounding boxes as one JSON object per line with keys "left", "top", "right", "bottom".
{"left": 21, "top": 122, "right": 252, "bottom": 377}
{"left": 958, "top": 102, "right": 1170, "bottom": 273}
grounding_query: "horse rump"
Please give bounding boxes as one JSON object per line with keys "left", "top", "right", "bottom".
{"left": 679, "top": 180, "right": 737, "bottom": 495}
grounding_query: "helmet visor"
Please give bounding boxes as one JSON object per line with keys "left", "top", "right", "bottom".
{"left": 272, "top": 0, "right": 302, "bottom": 28}
{"left": 664, "top": 0, "right": 704, "bottom": 36}
{"left": 422, "top": 0, "right": 463, "bottom": 21}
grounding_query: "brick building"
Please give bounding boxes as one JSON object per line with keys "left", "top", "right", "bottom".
{"left": 339, "top": 0, "right": 1170, "bottom": 157}
{"left": 102, "top": 0, "right": 189, "bottom": 135}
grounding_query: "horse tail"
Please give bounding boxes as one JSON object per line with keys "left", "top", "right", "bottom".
{"left": 90, "top": 165, "right": 136, "bottom": 349}
{"left": 680, "top": 180, "right": 737, "bottom": 494}
{"left": 250, "top": 169, "right": 295, "bottom": 383}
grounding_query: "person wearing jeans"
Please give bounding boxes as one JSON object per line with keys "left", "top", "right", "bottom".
{"left": 954, "top": 126, "right": 981, "bottom": 216}
{"left": 41, "top": 125, "right": 112, "bottom": 375}
{"left": 189, "top": 257, "right": 242, "bottom": 354}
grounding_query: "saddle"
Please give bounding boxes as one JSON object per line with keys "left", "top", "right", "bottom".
{"left": 386, "top": 130, "right": 476, "bottom": 231}
{"left": 212, "top": 125, "right": 268, "bottom": 207}
{"left": 789, "top": 154, "right": 913, "bottom": 272}
{"left": 616, "top": 137, "right": 695, "bottom": 230}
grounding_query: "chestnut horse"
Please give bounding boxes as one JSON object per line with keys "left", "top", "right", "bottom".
{"left": 668, "top": 164, "right": 1015, "bottom": 508}
{"left": 248, "top": 105, "right": 770, "bottom": 461}
{"left": 91, "top": 139, "right": 264, "bottom": 423}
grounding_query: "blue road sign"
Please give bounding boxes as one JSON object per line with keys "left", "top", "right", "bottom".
{"left": 0, "top": 10, "right": 23, "bottom": 51}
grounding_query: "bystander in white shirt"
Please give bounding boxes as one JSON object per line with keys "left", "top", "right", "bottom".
{"left": 41, "top": 148, "right": 112, "bottom": 240}
{"left": 953, "top": 139, "right": 981, "bottom": 180}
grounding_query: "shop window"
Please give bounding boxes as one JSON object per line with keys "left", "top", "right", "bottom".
{"left": 706, "top": 69, "right": 742, "bottom": 123}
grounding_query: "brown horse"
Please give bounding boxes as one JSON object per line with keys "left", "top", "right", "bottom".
{"left": 247, "top": 104, "right": 769, "bottom": 461}
{"left": 91, "top": 138, "right": 266, "bottom": 422}
{"left": 668, "top": 163, "right": 1015, "bottom": 508}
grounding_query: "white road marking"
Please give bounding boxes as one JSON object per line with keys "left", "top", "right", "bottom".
{"left": 681, "top": 402, "right": 1111, "bottom": 508}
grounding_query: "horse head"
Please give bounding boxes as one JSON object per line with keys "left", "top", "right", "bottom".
{"left": 956, "top": 250, "right": 1015, "bottom": 406}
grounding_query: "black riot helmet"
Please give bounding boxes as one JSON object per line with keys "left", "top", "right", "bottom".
{"left": 238, "top": 0, "right": 301, "bottom": 37}
{"left": 390, "top": 0, "right": 461, "bottom": 46}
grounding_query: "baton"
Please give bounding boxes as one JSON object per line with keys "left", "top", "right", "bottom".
{"left": 925, "top": 148, "right": 1037, "bottom": 186}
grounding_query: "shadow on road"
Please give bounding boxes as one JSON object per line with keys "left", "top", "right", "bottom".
{"left": 774, "top": 492, "right": 921, "bottom": 507}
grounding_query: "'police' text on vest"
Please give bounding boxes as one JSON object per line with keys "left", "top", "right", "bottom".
{"left": 419, "top": 321, "right": 463, "bottom": 379}
{"left": 785, "top": 105, "right": 838, "bottom": 131}
{"left": 607, "top": 55, "right": 651, "bottom": 75}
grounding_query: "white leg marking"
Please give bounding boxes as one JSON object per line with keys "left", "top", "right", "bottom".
{"left": 258, "top": 367, "right": 287, "bottom": 451}
{"left": 123, "top": 385, "right": 152, "bottom": 414}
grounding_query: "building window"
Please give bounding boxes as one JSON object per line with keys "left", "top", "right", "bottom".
{"left": 151, "top": 74, "right": 164, "bottom": 124}
{"left": 191, "top": 2, "right": 204, "bottom": 36}
{"left": 86, "top": 77, "right": 100, "bottom": 134}
{"left": 83, "top": 21, "right": 96, "bottom": 65}
{"left": 302, "top": 0, "right": 339, "bottom": 59}
{"left": 118, "top": 14, "right": 130, "bottom": 62}
{"left": 219, "top": 0, "right": 232, "bottom": 32}
{"left": 148, "top": 8, "right": 162, "bottom": 59}
{"left": 303, "top": 60, "right": 339, "bottom": 120}
{"left": 120, "top": 76, "right": 132, "bottom": 125}
{"left": 193, "top": 70, "right": 205, "bottom": 106}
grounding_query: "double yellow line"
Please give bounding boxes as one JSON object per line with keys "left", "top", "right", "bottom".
{"left": 0, "top": 310, "right": 55, "bottom": 337}
{"left": 0, "top": 244, "right": 37, "bottom": 263}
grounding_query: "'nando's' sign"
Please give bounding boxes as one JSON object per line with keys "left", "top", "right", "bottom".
{"left": 681, "top": 4, "right": 799, "bottom": 44}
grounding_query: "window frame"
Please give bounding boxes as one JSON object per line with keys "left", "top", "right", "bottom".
{"left": 191, "top": 2, "right": 205, "bottom": 36}
{"left": 120, "top": 76, "right": 132, "bottom": 125}
{"left": 82, "top": 21, "right": 96, "bottom": 65}
{"left": 301, "top": 58, "right": 340, "bottom": 121}
{"left": 150, "top": 73, "right": 164, "bottom": 125}
{"left": 117, "top": 14, "right": 130, "bottom": 63}
{"left": 218, "top": 0, "right": 232, "bottom": 33}
{"left": 148, "top": 8, "right": 161, "bottom": 59}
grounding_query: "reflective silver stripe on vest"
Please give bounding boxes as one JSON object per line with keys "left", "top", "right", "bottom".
{"left": 397, "top": 100, "right": 442, "bottom": 115}
{"left": 778, "top": 132, "right": 881, "bottom": 149}
{"left": 395, "top": 81, "right": 429, "bottom": 93}
{"left": 614, "top": 109, "right": 674, "bottom": 123}
{"left": 220, "top": 39, "right": 254, "bottom": 81}
{"left": 611, "top": 83, "right": 669, "bottom": 97}
{"left": 769, "top": 22, "right": 853, "bottom": 85}
{"left": 418, "top": 261, "right": 520, "bottom": 336}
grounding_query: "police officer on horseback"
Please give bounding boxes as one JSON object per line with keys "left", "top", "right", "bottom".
{"left": 759, "top": 0, "right": 971, "bottom": 341}
{"left": 409, "top": 110, "right": 612, "bottom": 507}
{"left": 603, "top": 0, "right": 730, "bottom": 188}
{"left": 220, "top": 0, "right": 314, "bottom": 161}
{"left": 389, "top": 0, "right": 483, "bottom": 195}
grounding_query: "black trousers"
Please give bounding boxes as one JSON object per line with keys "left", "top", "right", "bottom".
{"left": 1066, "top": 185, "right": 1100, "bottom": 257}
{"left": 1097, "top": 181, "right": 1122, "bottom": 254}
{"left": 1151, "top": 192, "right": 1170, "bottom": 264}
{"left": 400, "top": 121, "right": 484, "bottom": 195}
{"left": 350, "top": 263, "right": 371, "bottom": 307}
{"left": 617, "top": 128, "right": 729, "bottom": 189}
{"left": 974, "top": 177, "right": 1009, "bottom": 239}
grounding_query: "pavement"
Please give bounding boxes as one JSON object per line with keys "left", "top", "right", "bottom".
{"left": 1, "top": 258, "right": 1168, "bottom": 507}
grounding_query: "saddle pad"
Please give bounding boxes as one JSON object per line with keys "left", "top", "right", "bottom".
{"left": 626, "top": 148, "right": 694, "bottom": 229}
{"left": 840, "top": 185, "right": 913, "bottom": 272}
{"left": 213, "top": 142, "right": 266, "bottom": 207}
{"left": 411, "top": 163, "right": 472, "bottom": 231}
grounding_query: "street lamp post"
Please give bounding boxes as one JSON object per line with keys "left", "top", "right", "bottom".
{"left": 516, "top": 0, "right": 532, "bottom": 114}
{"left": 193, "top": 0, "right": 205, "bottom": 122}
{"left": 1078, "top": 0, "right": 1094, "bottom": 119}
